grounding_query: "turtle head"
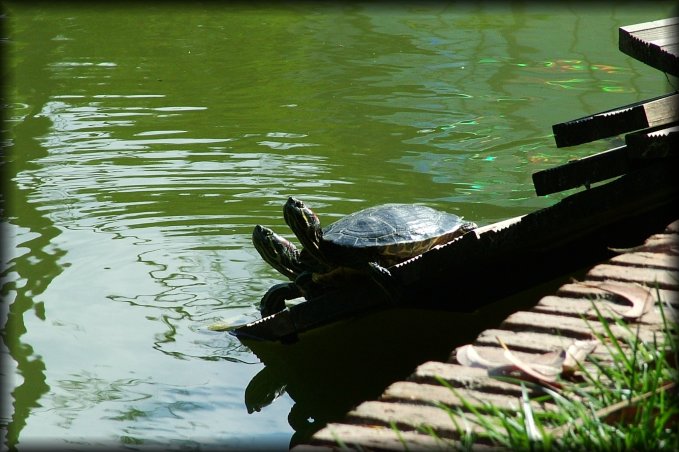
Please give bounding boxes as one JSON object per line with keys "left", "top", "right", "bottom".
{"left": 252, "top": 224, "right": 304, "bottom": 280}
{"left": 283, "top": 197, "right": 324, "bottom": 259}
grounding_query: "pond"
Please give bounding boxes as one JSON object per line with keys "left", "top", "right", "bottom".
{"left": 2, "top": 3, "right": 674, "bottom": 450}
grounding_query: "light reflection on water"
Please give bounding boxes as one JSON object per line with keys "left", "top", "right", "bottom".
{"left": 3, "top": 3, "right": 672, "bottom": 450}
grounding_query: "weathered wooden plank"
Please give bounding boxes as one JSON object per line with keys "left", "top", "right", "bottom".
{"left": 302, "top": 423, "right": 468, "bottom": 451}
{"left": 551, "top": 92, "right": 678, "bottom": 148}
{"left": 532, "top": 145, "right": 630, "bottom": 196}
{"left": 345, "top": 400, "right": 495, "bottom": 438}
{"left": 499, "top": 311, "right": 590, "bottom": 337}
{"left": 498, "top": 310, "right": 667, "bottom": 341}
{"left": 608, "top": 251, "right": 678, "bottom": 269}
{"left": 534, "top": 294, "right": 671, "bottom": 325}
{"left": 460, "top": 345, "right": 616, "bottom": 378}
{"left": 626, "top": 123, "right": 679, "bottom": 159}
{"left": 533, "top": 124, "right": 679, "bottom": 194}
{"left": 474, "top": 328, "right": 662, "bottom": 357}
{"left": 586, "top": 263, "right": 679, "bottom": 289}
{"left": 409, "top": 361, "right": 524, "bottom": 396}
{"left": 629, "top": 234, "right": 679, "bottom": 254}
{"left": 475, "top": 328, "right": 581, "bottom": 353}
{"left": 381, "top": 381, "right": 557, "bottom": 413}
{"left": 555, "top": 283, "right": 679, "bottom": 310}
{"left": 619, "top": 17, "right": 679, "bottom": 76}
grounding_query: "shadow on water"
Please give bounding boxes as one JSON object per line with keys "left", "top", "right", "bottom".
{"left": 238, "top": 269, "right": 579, "bottom": 448}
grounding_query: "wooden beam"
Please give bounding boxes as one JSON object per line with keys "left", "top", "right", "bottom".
{"left": 235, "top": 162, "right": 678, "bottom": 342}
{"left": 619, "top": 17, "right": 679, "bottom": 76}
{"left": 551, "top": 92, "right": 678, "bottom": 148}
{"left": 626, "top": 123, "right": 679, "bottom": 159}
{"left": 532, "top": 146, "right": 630, "bottom": 196}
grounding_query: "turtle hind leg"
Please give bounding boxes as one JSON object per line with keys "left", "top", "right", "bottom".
{"left": 259, "top": 282, "right": 302, "bottom": 317}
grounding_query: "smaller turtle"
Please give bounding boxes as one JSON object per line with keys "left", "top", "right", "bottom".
{"left": 253, "top": 197, "right": 477, "bottom": 316}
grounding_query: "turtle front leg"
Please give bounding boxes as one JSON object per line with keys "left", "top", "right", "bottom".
{"left": 260, "top": 282, "right": 303, "bottom": 317}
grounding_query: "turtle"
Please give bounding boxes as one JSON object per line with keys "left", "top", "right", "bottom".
{"left": 252, "top": 197, "right": 477, "bottom": 317}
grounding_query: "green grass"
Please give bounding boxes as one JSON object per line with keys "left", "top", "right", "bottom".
{"left": 428, "top": 297, "right": 679, "bottom": 451}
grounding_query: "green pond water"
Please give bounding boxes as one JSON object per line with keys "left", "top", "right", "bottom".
{"left": 2, "top": 3, "right": 674, "bottom": 450}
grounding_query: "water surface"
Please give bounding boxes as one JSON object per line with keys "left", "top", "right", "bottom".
{"left": 2, "top": 3, "right": 673, "bottom": 449}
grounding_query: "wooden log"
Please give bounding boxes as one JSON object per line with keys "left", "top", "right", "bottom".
{"left": 551, "top": 92, "right": 678, "bottom": 148}
{"left": 619, "top": 17, "right": 679, "bottom": 76}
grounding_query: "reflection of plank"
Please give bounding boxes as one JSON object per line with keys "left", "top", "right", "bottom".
{"left": 619, "top": 17, "right": 679, "bottom": 76}
{"left": 551, "top": 92, "right": 678, "bottom": 148}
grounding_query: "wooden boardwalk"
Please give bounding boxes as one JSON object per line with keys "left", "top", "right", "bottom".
{"left": 296, "top": 219, "right": 678, "bottom": 450}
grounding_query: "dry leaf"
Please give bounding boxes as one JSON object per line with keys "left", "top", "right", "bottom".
{"left": 457, "top": 338, "right": 598, "bottom": 386}
{"left": 498, "top": 338, "right": 563, "bottom": 383}
{"left": 563, "top": 339, "right": 599, "bottom": 373}
{"left": 455, "top": 344, "right": 508, "bottom": 369}
{"left": 580, "top": 281, "right": 654, "bottom": 319}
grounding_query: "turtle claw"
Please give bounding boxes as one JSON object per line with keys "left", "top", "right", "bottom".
{"left": 367, "top": 262, "right": 403, "bottom": 304}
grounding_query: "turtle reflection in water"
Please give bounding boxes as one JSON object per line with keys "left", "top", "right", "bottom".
{"left": 252, "top": 197, "right": 477, "bottom": 317}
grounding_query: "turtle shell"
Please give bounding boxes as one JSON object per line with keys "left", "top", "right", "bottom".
{"left": 321, "top": 204, "right": 474, "bottom": 263}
